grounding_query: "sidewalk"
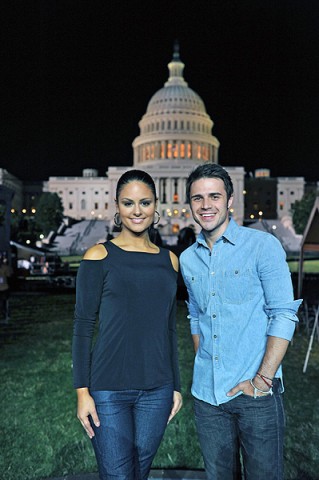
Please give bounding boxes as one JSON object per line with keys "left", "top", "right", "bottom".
{"left": 48, "top": 469, "right": 206, "bottom": 480}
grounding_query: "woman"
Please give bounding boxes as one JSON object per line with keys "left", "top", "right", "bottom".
{"left": 72, "top": 169, "right": 182, "bottom": 479}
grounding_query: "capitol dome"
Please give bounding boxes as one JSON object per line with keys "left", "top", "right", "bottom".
{"left": 132, "top": 45, "right": 219, "bottom": 166}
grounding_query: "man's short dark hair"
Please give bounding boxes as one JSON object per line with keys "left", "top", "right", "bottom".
{"left": 186, "top": 163, "right": 234, "bottom": 203}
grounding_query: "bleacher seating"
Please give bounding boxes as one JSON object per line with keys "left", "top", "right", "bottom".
{"left": 49, "top": 219, "right": 111, "bottom": 255}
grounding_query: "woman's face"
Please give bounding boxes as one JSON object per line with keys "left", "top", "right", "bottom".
{"left": 116, "top": 181, "right": 157, "bottom": 234}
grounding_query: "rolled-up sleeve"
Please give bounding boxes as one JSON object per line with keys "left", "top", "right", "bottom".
{"left": 258, "top": 235, "right": 302, "bottom": 341}
{"left": 265, "top": 300, "right": 302, "bottom": 340}
{"left": 72, "top": 260, "right": 105, "bottom": 388}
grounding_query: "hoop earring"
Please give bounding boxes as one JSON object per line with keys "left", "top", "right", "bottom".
{"left": 153, "top": 211, "right": 160, "bottom": 225}
{"left": 113, "top": 212, "right": 122, "bottom": 227}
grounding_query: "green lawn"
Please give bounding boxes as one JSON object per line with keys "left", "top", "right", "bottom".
{"left": 61, "top": 256, "right": 319, "bottom": 274}
{"left": 0, "top": 293, "right": 318, "bottom": 480}
{"left": 288, "top": 259, "right": 319, "bottom": 274}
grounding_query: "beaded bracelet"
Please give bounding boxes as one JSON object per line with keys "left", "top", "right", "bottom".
{"left": 249, "top": 379, "right": 273, "bottom": 399}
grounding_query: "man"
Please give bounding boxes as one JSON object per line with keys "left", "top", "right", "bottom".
{"left": 180, "top": 164, "right": 302, "bottom": 480}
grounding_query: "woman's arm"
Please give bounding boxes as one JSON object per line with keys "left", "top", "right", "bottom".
{"left": 73, "top": 244, "right": 108, "bottom": 434}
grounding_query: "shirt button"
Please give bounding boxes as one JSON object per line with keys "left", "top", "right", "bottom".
{"left": 211, "top": 271, "right": 215, "bottom": 275}
{"left": 213, "top": 335, "right": 217, "bottom": 339}
{"left": 214, "top": 356, "right": 218, "bottom": 360}
{"left": 211, "top": 292, "right": 215, "bottom": 296}
{"left": 212, "top": 314, "right": 216, "bottom": 318}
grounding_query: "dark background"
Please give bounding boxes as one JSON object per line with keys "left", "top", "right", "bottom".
{"left": 2, "top": 0, "right": 319, "bottom": 182}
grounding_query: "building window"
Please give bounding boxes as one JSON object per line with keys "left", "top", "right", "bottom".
{"left": 69, "top": 202, "right": 73, "bottom": 210}
{"left": 173, "top": 178, "right": 179, "bottom": 203}
{"left": 202, "top": 145, "right": 209, "bottom": 161}
{"left": 81, "top": 199, "right": 86, "bottom": 210}
{"left": 180, "top": 142, "right": 185, "bottom": 158}
{"left": 104, "top": 202, "right": 108, "bottom": 209}
{"left": 160, "top": 179, "right": 167, "bottom": 203}
{"left": 172, "top": 141, "right": 178, "bottom": 158}
{"left": 94, "top": 202, "right": 98, "bottom": 210}
{"left": 160, "top": 143, "right": 165, "bottom": 159}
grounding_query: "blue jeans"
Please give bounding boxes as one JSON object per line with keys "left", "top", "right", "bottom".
{"left": 90, "top": 384, "right": 174, "bottom": 480}
{"left": 194, "top": 379, "right": 285, "bottom": 480}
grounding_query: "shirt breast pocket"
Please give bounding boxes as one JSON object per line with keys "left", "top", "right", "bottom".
{"left": 222, "top": 268, "right": 254, "bottom": 304}
{"left": 185, "top": 274, "right": 208, "bottom": 312}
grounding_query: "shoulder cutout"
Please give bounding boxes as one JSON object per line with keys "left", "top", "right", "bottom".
{"left": 83, "top": 243, "right": 108, "bottom": 260}
{"left": 169, "top": 250, "right": 179, "bottom": 272}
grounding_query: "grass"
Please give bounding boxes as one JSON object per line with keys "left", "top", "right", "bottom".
{"left": 60, "top": 256, "right": 319, "bottom": 275}
{"left": 0, "top": 293, "right": 319, "bottom": 480}
{"left": 61, "top": 255, "right": 82, "bottom": 270}
{"left": 288, "top": 259, "right": 319, "bottom": 274}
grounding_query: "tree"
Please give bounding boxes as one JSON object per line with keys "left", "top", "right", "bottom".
{"left": 291, "top": 190, "right": 317, "bottom": 235}
{"left": 10, "top": 210, "right": 39, "bottom": 244}
{"left": 34, "top": 193, "right": 64, "bottom": 236}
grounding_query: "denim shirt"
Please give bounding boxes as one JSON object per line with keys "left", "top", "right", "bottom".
{"left": 180, "top": 218, "right": 302, "bottom": 406}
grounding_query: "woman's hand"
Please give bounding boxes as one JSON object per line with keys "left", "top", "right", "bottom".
{"left": 168, "top": 391, "right": 183, "bottom": 423}
{"left": 76, "top": 388, "right": 100, "bottom": 438}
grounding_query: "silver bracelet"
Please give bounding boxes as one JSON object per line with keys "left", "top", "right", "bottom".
{"left": 249, "top": 379, "right": 273, "bottom": 399}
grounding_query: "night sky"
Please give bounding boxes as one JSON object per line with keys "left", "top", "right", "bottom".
{"left": 2, "top": 0, "right": 319, "bottom": 182}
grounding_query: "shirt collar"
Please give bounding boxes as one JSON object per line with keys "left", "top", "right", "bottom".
{"left": 196, "top": 217, "right": 239, "bottom": 248}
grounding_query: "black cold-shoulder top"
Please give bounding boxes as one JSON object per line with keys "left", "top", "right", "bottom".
{"left": 72, "top": 241, "right": 180, "bottom": 392}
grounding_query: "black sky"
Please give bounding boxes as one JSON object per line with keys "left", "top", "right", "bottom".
{"left": 2, "top": 0, "right": 319, "bottom": 182}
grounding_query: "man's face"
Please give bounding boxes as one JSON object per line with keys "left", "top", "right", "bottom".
{"left": 189, "top": 177, "right": 233, "bottom": 238}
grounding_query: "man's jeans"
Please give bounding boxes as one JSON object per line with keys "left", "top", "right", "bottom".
{"left": 194, "top": 379, "right": 285, "bottom": 480}
{"left": 90, "top": 383, "right": 173, "bottom": 480}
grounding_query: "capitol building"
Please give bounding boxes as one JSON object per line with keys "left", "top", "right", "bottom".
{"left": 45, "top": 46, "right": 246, "bottom": 234}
